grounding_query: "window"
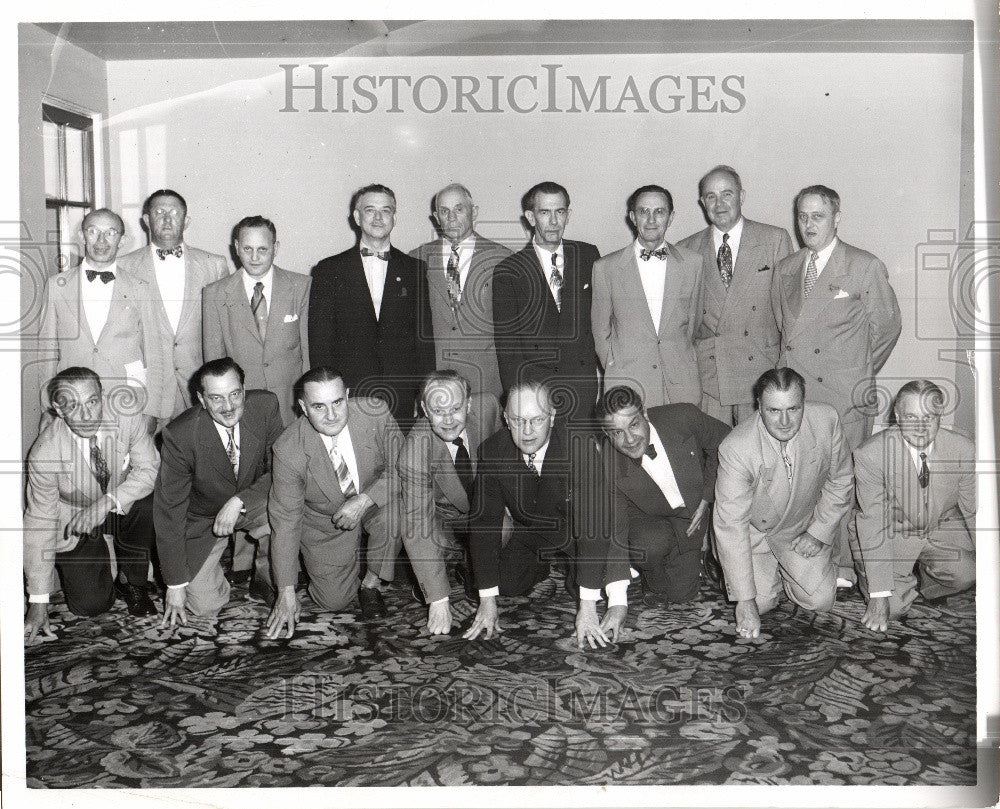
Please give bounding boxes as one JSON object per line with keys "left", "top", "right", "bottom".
{"left": 43, "top": 103, "right": 95, "bottom": 273}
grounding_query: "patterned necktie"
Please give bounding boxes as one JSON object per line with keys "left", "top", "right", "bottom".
{"left": 226, "top": 427, "right": 239, "bottom": 477}
{"left": 640, "top": 247, "right": 668, "bottom": 261}
{"left": 918, "top": 452, "right": 930, "bottom": 489}
{"left": 525, "top": 452, "right": 540, "bottom": 475}
{"left": 360, "top": 247, "right": 390, "bottom": 261}
{"left": 780, "top": 446, "right": 793, "bottom": 481}
{"left": 90, "top": 436, "right": 110, "bottom": 494}
{"left": 452, "top": 436, "right": 474, "bottom": 499}
{"left": 549, "top": 252, "right": 562, "bottom": 312}
{"left": 803, "top": 251, "right": 819, "bottom": 297}
{"left": 330, "top": 442, "right": 358, "bottom": 498}
{"left": 718, "top": 232, "right": 733, "bottom": 288}
{"left": 155, "top": 245, "right": 183, "bottom": 260}
{"left": 85, "top": 269, "right": 115, "bottom": 284}
{"left": 446, "top": 244, "right": 462, "bottom": 310}
{"left": 251, "top": 281, "right": 268, "bottom": 340}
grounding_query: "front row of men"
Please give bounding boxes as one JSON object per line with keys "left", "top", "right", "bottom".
{"left": 25, "top": 363, "right": 975, "bottom": 646}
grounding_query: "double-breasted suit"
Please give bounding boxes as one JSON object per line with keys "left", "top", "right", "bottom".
{"left": 591, "top": 241, "right": 702, "bottom": 409}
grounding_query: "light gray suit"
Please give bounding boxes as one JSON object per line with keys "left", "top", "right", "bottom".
{"left": 202, "top": 266, "right": 311, "bottom": 426}
{"left": 117, "top": 244, "right": 229, "bottom": 419}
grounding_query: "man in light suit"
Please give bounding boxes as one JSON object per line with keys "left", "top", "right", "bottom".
{"left": 202, "top": 215, "right": 310, "bottom": 425}
{"left": 117, "top": 189, "right": 229, "bottom": 424}
{"left": 308, "top": 184, "right": 435, "bottom": 430}
{"left": 771, "top": 184, "right": 901, "bottom": 586}
{"left": 595, "top": 385, "right": 730, "bottom": 609}
{"left": 398, "top": 370, "right": 503, "bottom": 634}
{"left": 25, "top": 367, "right": 159, "bottom": 644}
{"left": 678, "top": 166, "right": 794, "bottom": 425}
{"left": 265, "top": 367, "right": 404, "bottom": 639}
{"left": 713, "top": 368, "right": 853, "bottom": 639}
{"left": 853, "top": 380, "right": 975, "bottom": 632}
{"left": 592, "top": 185, "right": 702, "bottom": 409}
{"left": 410, "top": 184, "right": 511, "bottom": 398}
{"left": 35, "top": 208, "right": 162, "bottom": 430}
{"left": 155, "top": 358, "right": 283, "bottom": 623}
{"left": 493, "top": 182, "right": 600, "bottom": 422}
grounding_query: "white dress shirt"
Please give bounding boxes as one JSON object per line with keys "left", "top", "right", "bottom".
{"left": 641, "top": 423, "right": 686, "bottom": 510}
{"left": 711, "top": 216, "right": 745, "bottom": 268}
{"left": 905, "top": 439, "right": 934, "bottom": 472}
{"left": 633, "top": 240, "right": 668, "bottom": 332}
{"left": 360, "top": 242, "right": 389, "bottom": 320}
{"left": 441, "top": 234, "right": 476, "bottom": 293}
{"left": 80, "top": 259, "right": 117, "bottom": 340}
{"left": 445, "top": 429, "right": 470, "bottom": 463}
{"left": 804, "top": 236, "right": 839, "bottom": 282}
{"left": 532, "top": 241, "right": 564, "bottom": 306}
{"left": 151, "top": 244, "right": 186, "bottom": 333}
{"left": 320, "top": 427, "right": 361, "bottom": 494}
{"left": 241, "top": 267, "right": 274, "bottom": 307}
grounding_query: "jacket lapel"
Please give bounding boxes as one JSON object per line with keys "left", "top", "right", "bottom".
{"left": 65, "top": 268, "right": 99, "bottom": 347}
{"left": 349, "top": 248, "right": 379, "bottom": 324}
{"left": 434, "top": 434, "right": 470, "bottom": 511}
{"left": 305, "top": 426, "right": 344, "bottom": 505}
{"left": 235, "top": 405, "right": 263, "bottom": 489}
{"left": 348, "top": 408, "right": 376, "bottom": 490}
{"left": 226, "top": 273, "right": 261, "bottom": 345}
{"left": 198, "top": 410, "right": 237, "bottom": 487}
{"left": 265, "top": 268, "right": 289, "bottom": 340}
{"left": 175, "top": 248, "right": 201, "bottom": 337}
{"left": 622, "top": 248, "right": 660, "bottom": 338}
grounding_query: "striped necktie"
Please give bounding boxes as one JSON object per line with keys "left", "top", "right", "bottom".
{"left": 330, "top": 442, "right": 358, "bottom": 498}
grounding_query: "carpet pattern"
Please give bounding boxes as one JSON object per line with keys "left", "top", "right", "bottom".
{"left": 24, "top": 576, "right": 976, "bottom": 787}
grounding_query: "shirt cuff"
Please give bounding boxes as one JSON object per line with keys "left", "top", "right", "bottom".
{"left": 579, "top": 586, "right": 603, "bottom": 602}
{"left": 167, "top": 582, "right": 189, "bottom": 589}
{"left": 106, "top": 492, "right": 123, "bottom": 514}
{"left": 868, "top": 591, "right": 892, "bottom": 598}
{"left": 605, "top": 579, "right": 630, "bottom": 607}
{"left": 478, "top": 586, "right": 499, "bottom": 599}
{"left": 28, "top": 593, "right": 50, "bottom": 603}
{"left": 430, "top": 596, "right": 449, "bottom": 606}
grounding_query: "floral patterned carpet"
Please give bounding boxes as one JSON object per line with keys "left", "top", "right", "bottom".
{"left": 24, "top": 574, "right": 976, "bottom": 788}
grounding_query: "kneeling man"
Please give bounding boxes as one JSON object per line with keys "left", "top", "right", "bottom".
{"left": 713, "top": 368, "right": 852, "bottom": 638}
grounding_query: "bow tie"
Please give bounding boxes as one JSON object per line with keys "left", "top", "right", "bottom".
{"left": 85, "top": 269, "right": 115, "bottom": 284}
{"left": 361, "top": 247, "right": 390, "bottom": 261}
{"left": 156, "top": 246, "right": 183, "bottom": 260}
{"left": 640, "top": 247, "right": 668, "bottom": 261}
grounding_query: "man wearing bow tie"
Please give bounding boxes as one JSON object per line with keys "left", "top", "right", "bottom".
{"left": 154, "top": 358, "right": 284, "bottom": 623}
{"left": 592, "top": 185, "right": 702, "bottom": 410}
{"left": 677, "top": 166, "right": 794, "bottom": 426}
{"left": 24, "top": 367, "right": 160, "bottom": 643}
{"left": 771, "top": 185, "right": 901, "bottom": 588}
{"left": 308, "top": 184, "right": 434, "bottom": 430}
{"left": 853, "top": 380, "right": 975, "bottom": 632}
{"left": 117, "top": 190, "right": 229, "bottom": 425}
{"left": 493, "top": 182, "right": 600, "bottom": 422}
{"left": 410, "top": 184, "right": 511, "bottom": 399}
{"left": 35, "top": 208, "right": 163, "bottom": 432}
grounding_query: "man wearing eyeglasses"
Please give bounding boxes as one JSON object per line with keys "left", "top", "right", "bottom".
{"left": 853, "top": 380, "right": 975, "bottom": 632}
{"left": 35, "top": 208, "right": 163, "bottom": 433}
{"left": 154, "top": 358, "right": 284, "bottom": 623}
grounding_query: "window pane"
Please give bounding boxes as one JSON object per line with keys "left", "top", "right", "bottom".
{"left": 43, "top": 121, "right": 60, "bottom": 198}
{"left": 44, "top": 205, "right": 60, "bottom": 277}
{"left": 63, "top": 127, "right": 88, "bottom": 203}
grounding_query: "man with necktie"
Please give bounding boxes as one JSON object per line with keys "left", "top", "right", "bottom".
{"left": 713, "top": 368, "right": 853, "bottom": 639}
{"left": 265, "top": 367, "right": 404, "bottom": 638}
{"left": 493, "top": 182, "right": 600, "bottom": 422}
{"left": 117, "top": 190, "right": 229, "bottom": 425}
{"left": 410, "top": 184, "right": 511, "bottom": 398}
{"left": 853, "top": 380, "right": 975, "bottom": 632}
{"left": 592, "top": 184, "right": 703, "bottom": 409}
{"left": 398, "top": 370, "right": 503, "bottom": 634}
{"left": 770, "top": 185, "right": 902, "bottom": 588}
{"left": 24, "top": 367, "right": 159, "bottom": 644}
{"left": 154, "top": 358, "right": 284, "bottom": 622}
{"left": 308, "top": 184, "right": 434, "bottom": 430}
{"left": 677, "top": 166, "right": 794, "bottom": 425}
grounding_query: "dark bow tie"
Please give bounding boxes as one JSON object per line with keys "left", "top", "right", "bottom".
{"left": 85, "top": 269, "right": 115, "bottom": 284}
{"left": 644, "top": 444, "right": 657, "bottom": 459}
{"left": 156, "top": 246, "right": 183, "bottom": 260}
{"left": 361, "top": 247, "right": 390, "bottom": 261}
{"left": 640, "top": 247, "right": 668, "bottom": 261}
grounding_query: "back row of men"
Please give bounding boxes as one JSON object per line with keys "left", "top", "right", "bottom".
{"left": 33, "top": 167, "right": 904, "bottom": 590}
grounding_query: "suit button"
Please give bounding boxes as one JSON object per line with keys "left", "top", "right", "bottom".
{"left": 748, "top": 355, "right": 753, "bottom": 361}
{"left": 818, "top": 377, "right": 823, "bottom": 383}
{"left": 703, "top": 308, "right": 707, "bottom": 314}
{"left": 786, "top": 345, "right": 792, "bottom": 351}
{"left": 752, "top": 305, "right": 756, "bottom": 311}
{"left": 814, "top": 348, "right": 820, "bottom": 354}
{"left": 744, "top": 330, "right": 749, "bottom": 336}
{"left": 709, "top": 354, "right": 715, "bottom": 360}
{"left": 92, "top": 347, "right": 99, "bottom": 353}
{"left": 264, "top": 362, "right": 270, "bottom": 368}
{"left": 452, "top": 326, "right": 457, "bottom": 331}
{"left": 653, "top": 365, "right": 658, "bottom": 369}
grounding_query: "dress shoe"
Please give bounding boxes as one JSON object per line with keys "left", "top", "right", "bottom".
{"left": 248, "top": 577, "right": 277, "bottom": 607}
{"left": 116, "top": 581, "right": 157, "bottom": 617}
{"left": 701, "top": 551, "right": 725, "bottom": 592}
{"left": 358, "top": 586, "right": 388, "bottom": 620}
{"left": 226, "top": 569, "right": 252, "bottom": 586}
{"left": 642, "top": 591, "right": 673, "bottom": 609}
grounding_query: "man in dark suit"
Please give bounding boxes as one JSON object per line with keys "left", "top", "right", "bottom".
{"left": 493, "top": 182, "right": 600, "bottom": 422}
{"left": 265, "top": 367, "right": 404, "bottom": 639}
{"left": 677, "top": 165, "right": 794, "bottom": 425}
{"left": 308, "top": 184, "right": 435, "bottom": 429}
{"left": 410, "top": 184, "right": 511, "bottom": 398}
{"left": 117, "top": 190, "right": 229, "bottom": 424}
{"left": 154, "top": 358, "right": 284, "bottom": 624}
{"left": 398, "top": 370, "right": 503, "bottom": 634}
{"left": 594, "top": 385, "right": 731, "bottom": 613}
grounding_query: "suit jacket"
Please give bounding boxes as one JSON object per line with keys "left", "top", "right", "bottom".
{"left": 678, "top": 219, "right": 794, "bottom": 406}
{"left": 771, "top": 239, "right": 901, "bottom": 429}
{"left": 202, "top": 266, "right": 311, "bottom": 425}
{"left": 35, "top": 264, "right": 164, "bottom": 418}
{"left": 853, "top": 425, "right": 975, "bottom": 594}
{"left": 268, "top": 397, "right": 403, "bottom": 589}
{"left": 411, "top": 234, "right": 511, "bottom": 398}
{"left": 493, "top": 240, "right": 600, "bottom": 418}
{"left": 117, "top": 244, "right": 229, "bottom": 419}
{"left": 713, "top": 402, "right": 854, "bottom": 601}
{"left": 153, "top": 389, "right": 283, "bottom": 585}
{"left": 398, "top": 393, "right": 503, "bottom": 601}
{"left": 591, "top": 241, "right": 702, "bottom": 407}
{"left": 307, "top": 245, "right": 435, "bottom": 427}
{"left": 24, "top": 411, "right": 159, "bottom": 596}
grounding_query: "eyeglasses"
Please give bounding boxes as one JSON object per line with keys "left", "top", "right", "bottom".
{"left": 84, "top": 227, "right": 121, "bottom": 241}
{"left": 506, "top": 414, "right": 550, "bottom": 430}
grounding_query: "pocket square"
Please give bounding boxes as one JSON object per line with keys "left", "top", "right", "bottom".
{"left": 583, "top": 283, "right": 590, "bottom": 290}
{"left": 284, "top": 313, "right": 299, "bottom": 322}
{"left": 831, "top": 287, "right": 851, "bottom": 299}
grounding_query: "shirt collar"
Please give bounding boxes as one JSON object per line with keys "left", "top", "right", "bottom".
{"left": 150, "top": 242, "right": 185, "bottom": 258}
{"left": 446, "top": 233, "right": 476, "bottom": 252}
{"left": 522, "top": 438, "right": 550, "bottom": 468}
{"left": 319, "top": 425, "right": 351, "bottom": 452}
{"left": 241, "top": 267, "right": 274, "bottom": 299}
{"left": 212, "top": 420, "right": 239, "bottom": 446}
{"left": 533, "top": 240, "right": 563, "bottom": 266}
{"left": 359, "top": 239, "right": 391, "bottom": 256}
{"left": 633, "top": 240, "right": 670, "bottom": 262}
{"left": 711, "top": 216, "right": 744, "bottom": 250}
{"left": 81, "top": 258, "right": 118, "bottom": 278}
{"left": 813, "top": 236, "right": 839, "bottom": 265}
{"left": 903, "top": 437, "right": 934, "bottom": 464}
